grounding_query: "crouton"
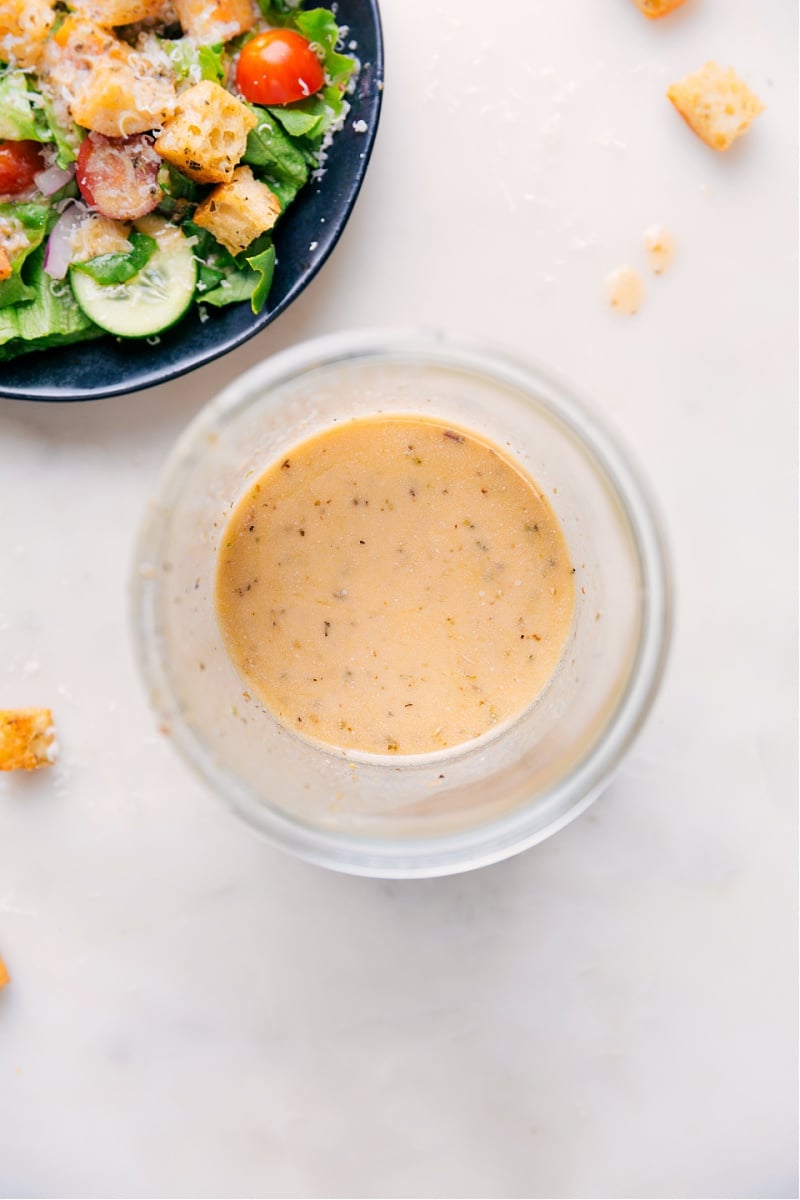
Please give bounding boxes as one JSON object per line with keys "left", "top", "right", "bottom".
{"left": 643, "top": 224, "right": 675, "bottom": 274}
{"left": 0, "top": 247, "right": 11, "bottom": 282}
{"left": 42, "top": 18, "right": 176, "bottom": 137}
{"left": 0, "top": 708, "right": 57, "bottom": 771}
{"left": 193, "top": 164, "right": 281, "bottom": 255}
{"left": 667, "top": 61, "right": 764, "bottom": 151}
{"left": 0, "top": 0, "right": 55, "bottom": 68}
{"left": 70, "top": 0, "right": 170, "bottom": 25}
{"left": 0, "top": 957, "right": 9, "bottom": 991}
{"left": 605, "top": 266, "right": 645, "bottom": 315}
{"left": 154, "top": 80, "right": 256, "bottom": 184}
{"left": 631, "top": 0, "right": 687, "bottom": 18}
{"left": 173, "top": 0, "right": 257, "bottom": 44}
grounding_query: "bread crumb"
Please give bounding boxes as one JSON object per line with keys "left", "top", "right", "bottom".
{"left": 0, "top": 708, "right": 58, "bottom": 771}
{"left": 631, "top": 0, "right": 688, "bottom": 17}
{"left": 667, "top": 61, "right": 765, "bottom": 151}
{"left": 606, "top": 266, "right": 644, "bottom": 314}
{"left": 0, "top": 957, "right": 10, "bottom": 990}
{"left": 643, "top": 225, "right": 675, "bottom": 274}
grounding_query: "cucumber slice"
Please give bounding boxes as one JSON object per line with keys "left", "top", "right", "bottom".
{"left": 69, "top": 215, "right": 197, "bottom": 338}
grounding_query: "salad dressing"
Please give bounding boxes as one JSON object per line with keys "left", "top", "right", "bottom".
{"left": 216, "top": 415, "right": 576, "bottom": 756}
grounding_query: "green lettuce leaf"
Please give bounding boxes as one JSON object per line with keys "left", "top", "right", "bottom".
{"left": 156, "top": 162, "right": 203, "bottom": 219}
{"left": 245, "top": 241, "right": 276, "bottom": 313}
{"left": 190, "top": 222, "right": 276, "bottom": 314}
{"left": 266, "top": 106, "right": 325, "bottom": 140}
{"left": 0, "top": 203, "right": 49, "bottom": 309}
{"left": 37, "top": 95, "right": 81, "bottom": 167}
{"left": 294, "top": 7, "right": 356, "bottom": 98}
{"left": 161, "top": 39, "right": 226, "bottom": 85}
{"left": 201, "top": 271, "right": 258, "bottom": 308}
{"left": 0, "top": 70, "right": 53, "bottom": 143}
{"left": 184, "top": 221, "right": 237, "bottom": 267}
{"left": 196, "top": 260, "right": 226, "bottom": 293}
{"left": 0, "top": 69, "right": 80, "bottom": 165}
{"left": 262, "top": 176, "right": 301, "bottom": 210}
{"left": 0, "top": 246, "right": 102, "bottom": 359}
{"left": 185, "top": 220, "right": 243, "bottom": 304}
{"left": 0, "top": 274, "right": 35, "bottom": 308}
{"left": 71, "top": 230, "right": 158, "bottom": 285}
{"left": 243, "top": 107, "right": 309, "bottom": 189}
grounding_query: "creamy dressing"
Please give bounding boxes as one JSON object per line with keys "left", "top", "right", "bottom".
{"left": 216, "top": 416, "right": 575, "bottom": 756}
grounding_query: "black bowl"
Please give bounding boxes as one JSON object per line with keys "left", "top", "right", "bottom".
{"left": 0, "top": 0, "right": 383, "bottom": 403}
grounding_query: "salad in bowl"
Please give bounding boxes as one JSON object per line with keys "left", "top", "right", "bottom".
{"left": 0, "top": 0, "right": 360, "bottom": 362}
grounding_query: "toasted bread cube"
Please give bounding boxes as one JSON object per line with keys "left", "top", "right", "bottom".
{"left": 0, "top": 708, "right": 57, "bottom": 771}
{"left": 667, "top": 61, "right": 764, "bottom": 151}
{"left": 70, "top": 0, "right": 170, "bottom": 25}
{"left": 193, "top": 165, "right": 281, "bottom": 255}
{"left": 154, "top": 80, "right": 256, "bottom": 184}
{"left": 0, "top": 0, "right": 56, "bottom": 68}
{"left": 174, "top": 0, "right": 257, "bottom": 43}
{"left": 42, "top": 18, "right": 176, "bottom": 137}
{"left": 0, "top": 956, "right": 9, "bottom": 991}
{"left": 0, "top": 247, "right": 11, "bottom": 282}
{"left": 631, "top": 0, "right": 687, "bottom": 17}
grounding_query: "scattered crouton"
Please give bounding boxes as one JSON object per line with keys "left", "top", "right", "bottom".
{"left": 0, "top": 0, "right": 55, "bottom": 68}
{"left": 643, "top": 224, "right": 675, "bottom": 274}
{"left": 0, "top": 708, "right": 57, "bottom": 771}
{"left": 631, "top": 0, "right": 687, "bottom": 18}
{"left": 173, "top": 0, "right": 257, "bottom": 44}
{"left": 41, "top": 18, "right": 176, "bottom": 137}
{"left": 0, "top": 957, "right": 9, "bottom": 991}
{"left": 667, "top": 61, "right": 765, "bottom": 151}
{"left": 0, "top": 247, "right": 11, "bottom": 283}
{"left": 154, "top": 80, "right": 257, "bottom": 184}
{"left": 193, "top": 164, "right": 281, "bottom": 255}
{"left": 606, "top": 266, "right": 645, "bottom": 314}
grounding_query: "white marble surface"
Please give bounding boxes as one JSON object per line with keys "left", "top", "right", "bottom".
{"left": 0, "top": 1, "right": 797, "bottom": 1196}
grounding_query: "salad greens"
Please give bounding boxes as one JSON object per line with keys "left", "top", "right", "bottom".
{"left": 0, "top": 246, "right": 103, "bottom": 354}
{"left": 0, "top": 2, "right": 357, "bottom": 361}
{"left": 70, "top": 229, "right": 158, "bottom": 285}
{"left": 0, "top": 203, "right": 49, "bottom": 307}
{"left": 0, "top": 72, "right": 54, "bottom": 144}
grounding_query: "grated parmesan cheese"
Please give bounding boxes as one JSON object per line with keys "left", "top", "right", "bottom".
{"left": 0, "top": 216, "right": 32, "bottom": 258}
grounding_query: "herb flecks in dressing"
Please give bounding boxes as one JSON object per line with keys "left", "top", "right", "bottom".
{"left": 216, "top": 416, "right": 575, "bottom": 756}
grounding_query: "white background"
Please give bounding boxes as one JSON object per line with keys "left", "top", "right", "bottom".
{"left": 0, "top": 1, "right": 797, "bottom": 1196}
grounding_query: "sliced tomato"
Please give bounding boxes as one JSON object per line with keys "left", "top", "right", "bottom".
{"left": 236, "top": 29, "right": 325, "bottom": 106}
{"left": 76, "top": 133, "right": 162, "bottom": 221}
{"left": 0, "top": 140, "right": 46, "bottom": 195}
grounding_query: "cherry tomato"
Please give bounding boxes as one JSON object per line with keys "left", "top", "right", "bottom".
{"left": 0, "top": 140, "right": 45, "bottom": 195}
{"left": 236, "top": 29, "right": 325, "bottom": 106}
{"left": 76, "top": 133, "right": 161, "bottom": 221}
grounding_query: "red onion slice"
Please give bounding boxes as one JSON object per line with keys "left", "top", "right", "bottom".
{"left": 43, "top": 200, "right": 88, "bottom": 280}
{"left": 34, "top": 163, "right": 75, "bottom": 197}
